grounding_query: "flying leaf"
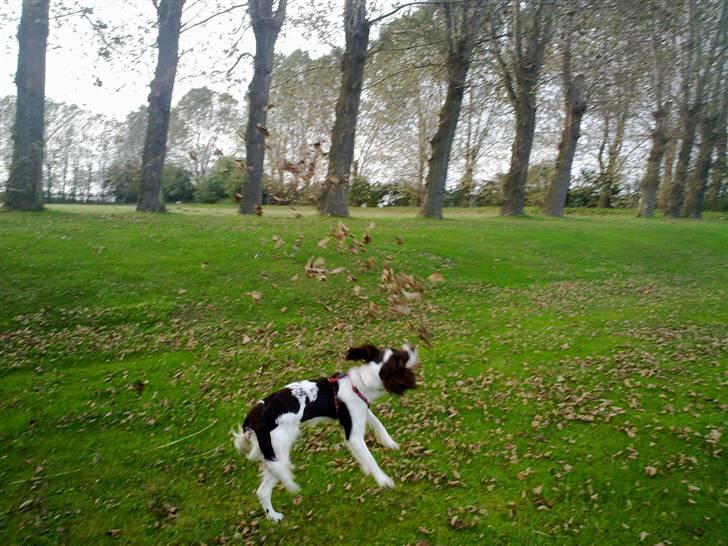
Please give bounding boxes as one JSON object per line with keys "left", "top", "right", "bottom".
{"left": 256, "top": 124, "right": 269, "bottom": 137}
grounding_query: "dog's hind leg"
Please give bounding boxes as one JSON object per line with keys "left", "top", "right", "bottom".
{"left": 257, "top": 465, "right": 284, "bottom": 522}
{"left": 266, "top": 422, "right": 301, "bottom": 493}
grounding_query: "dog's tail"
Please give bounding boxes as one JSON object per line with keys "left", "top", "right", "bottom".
{"left": 231, "top": 425, "right": 255, "bottom": 458}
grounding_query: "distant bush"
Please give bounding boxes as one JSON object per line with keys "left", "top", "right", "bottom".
{"left": 162, "top": 165, "right": 194, "bottom": 202}
{"left": 567, "top": 169, "right": 600, "bottom": 208}
{"left": 194, "top": 175, "right": 227, "bottom": 203}
{"left": 104, "top": 161, "right": 140, "bottom": 204}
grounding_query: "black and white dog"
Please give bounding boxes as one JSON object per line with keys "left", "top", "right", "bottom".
{"left": 232, "top": 343, "right": 419, "bottom": 521}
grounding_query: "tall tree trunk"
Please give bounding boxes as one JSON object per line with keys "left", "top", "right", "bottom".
{"left": 658, "top": 132, "right": 676, "bottom": 211}
{"left": 544, "top": 73, "right": 587, "bottom": 217}
{"left": 665, "top": 105, "right": 700, "bottom": 216}
{"left": 683, "top": 109, "right": 718, "bottom": 217}
{"left": 421, "top": 1, "right": 483, "bottom": 219}
{"left": 637, "top": 17, "right": 670, "bottom": 218}
{"left": 320, "top": 0, "right": 369, "bottom": 217}
{"left": 501, "top": 94, "right": 536, "bottom": 216}
{"left": 706, "top": 94, "right": 727, "bottom": 209}
{"left": 240, "top": 0, "right": 287, "bottom": 215}
{"left": 460, "top": 150, "right": 475, "bottom": 207}
{"left": 637, "top": 106, "right": 670, "bottom": 217}
{"left": 137, "top": 0, "right": 184, "bottom": 213}
{"left": 421, "top": 59, "right": 470, "bottom": 218}
{"left": 597, "top": 112, "right": 625, "bottom": 208}
{"left": 4, "top": 0, "right": 49, "bottom": 211}
{"left": 497, "top": 0, "right": 553, "bottom": 217}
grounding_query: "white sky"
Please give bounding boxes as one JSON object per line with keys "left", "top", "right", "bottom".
{"left": 0, "top": 0, "right": 339, "bottom": 120}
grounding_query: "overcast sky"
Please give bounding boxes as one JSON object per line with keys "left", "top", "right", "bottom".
{"left": 0, "top": 0, "right": 340, "bottom": 120}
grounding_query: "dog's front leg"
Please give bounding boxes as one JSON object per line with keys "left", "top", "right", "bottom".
{"left": 346, "top": 420, "right": 395, "bottom": 488}
{"left": 366, "top": 409, "right": 399, "bottom": 450}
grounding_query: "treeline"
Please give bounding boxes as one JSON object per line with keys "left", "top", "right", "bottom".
{"left": 2, "top": 0, "right": 727, "bottom": 217}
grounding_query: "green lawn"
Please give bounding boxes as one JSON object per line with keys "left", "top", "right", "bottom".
{"left": 1, "top": 204, "right": 726, "bottom": 545}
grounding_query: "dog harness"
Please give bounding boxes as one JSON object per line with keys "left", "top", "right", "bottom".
{"left": 328, "top": 374, "right": 369, "bottom": 418}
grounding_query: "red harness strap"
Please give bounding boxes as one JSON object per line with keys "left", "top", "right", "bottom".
{"left": 328, "top": 374, "right": 369, "bottom": 418}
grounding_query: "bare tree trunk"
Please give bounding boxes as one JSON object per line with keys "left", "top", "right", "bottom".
{"left": 497, "top": 0, "right": 553, "bottom": 217}
{"left": 4, "top": 0, "right": 49, "bottom": 211}
{"left": 665, "top": 104, "right": 700, "bottom": 216}
{"left": 637, "top": 18, "right": 671, "bottom": 218}
{"left": 543, "top": 71, "right": 587, "bottom": 216}
{"left": 597, "top": 112, "right": 625, "bottom": 208}
{"left": 543, "top": 8, "right": 584, "bottom": 218}
{"left": 663, "top": 0, "right": 725, "bottom": 217}
{"left": 543, "top": 81, "right": 586, "bottom": 216}
{"left": 460, "top": 150, "right": 475, "bottom": 207}
{"left": 501, "top": 95, "right": 536, "bottom": 216}
{"left": 637, "top": 106, "right": 670, "bottom": 217}
{"left": 421, "top": 59, "right": 470, "bottom": 218}
{"left": 682, "top": 112, "right": 716, "bottom": 217}
{"left": 320, "top": 0, "right": 369, "bottom": 217}
{"left": 240, "top": 0, "right": 287, "bottom": 215}
{"left": 706, "top": 93, "right": 727, "bottom": 209}
{"left": 658, "top": 132, "right": 676, "bottom": 211}
{"left": 421, "top": 1, "right": 483, "bottom": 219}
{"left": 137, "top": 0, "right": 184, "bottom": 213}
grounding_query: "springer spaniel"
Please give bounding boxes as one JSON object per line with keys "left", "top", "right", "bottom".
{"left": 232, "top": 343, "right": 419, "bottom": 521}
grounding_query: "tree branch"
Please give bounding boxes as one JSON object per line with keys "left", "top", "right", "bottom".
{"left": 181, "top": 3, "right": 247, "bottom": 33}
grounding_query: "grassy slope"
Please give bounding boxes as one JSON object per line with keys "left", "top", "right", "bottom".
{"left": 0, "top": 204, "right": 726, "bottom": 545}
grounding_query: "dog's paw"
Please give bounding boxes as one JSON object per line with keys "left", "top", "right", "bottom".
{"left": 285, "top": 481, "right": 301, "bottom": 494}
{"left": 376, "top": 474, "right": 395, "bottom": 489}
{"left": 266, "top": 510, "right": 284, "bottom": 522}
{"left": 384, "top": 439, "right": 400, "bottom": 451}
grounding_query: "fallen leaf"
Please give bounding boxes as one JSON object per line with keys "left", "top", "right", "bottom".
{"left": 246, "top": 291, "right": 262, "bottom": 303}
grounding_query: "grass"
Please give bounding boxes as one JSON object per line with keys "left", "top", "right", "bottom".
{"left": 0, "top": 204, "right": 726, "bottom": 545}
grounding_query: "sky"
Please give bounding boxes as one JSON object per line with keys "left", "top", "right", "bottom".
{"left": 0, "top": 0, "right": 339, "bottom": 120}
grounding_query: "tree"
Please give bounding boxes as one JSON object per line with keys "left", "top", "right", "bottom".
{"left": 137, "top": 0, "right": 185, "bottom": 213}
{"left": 363, "top": 6, "right": 445, "bottom": 207}
{"left": 168, "top": 87, "right": 244, "bottom": 180}
{"left": 319, "top": 0, "right": 370, "bottom": 217}
{"left": 637, "top": 3, "right": 675, "bottom": 218}
{"left": 492, "top": 0, "right": 555, "bottom": 217}
{"left": 543, "top": 7, "right": 587, "bottom": 217}
{"left": 682, "top": 0, "right": 727, "bottom": 217}
{"left": 420, "top": 0, "right": 486, "bottom": 218}
{"left": 239, "top": 0, "right": 287, "bottom": 215}
{"left": 4, "top": 0, "right": 50, "bottom": 211}
{"left": 705, "top": 78, "right": 727, "bottom": 210}
{"left": 266, "top": 50, "right": 338, "bottom": 204}
{"left": 663, "top": 0, "right": 724, "bottom": 217}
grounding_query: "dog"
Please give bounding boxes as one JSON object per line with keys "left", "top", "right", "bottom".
{"left": 231, "top": 343, "right": 419, "bottom": 521}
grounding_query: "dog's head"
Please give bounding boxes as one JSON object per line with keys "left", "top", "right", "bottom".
{"left": 346, "top": 343, "right": 419, "bottom": 395}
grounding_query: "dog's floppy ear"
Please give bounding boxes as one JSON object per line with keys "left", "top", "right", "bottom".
{"left": 346, "top": 343, "right": 381, "bottom": 363}
{"left": 403, "top": 343, "right": 419, "bottom": 368}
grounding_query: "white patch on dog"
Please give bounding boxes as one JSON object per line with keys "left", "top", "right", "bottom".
{"left": 287, "top": 380, "right": 318, "bottom": 405}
